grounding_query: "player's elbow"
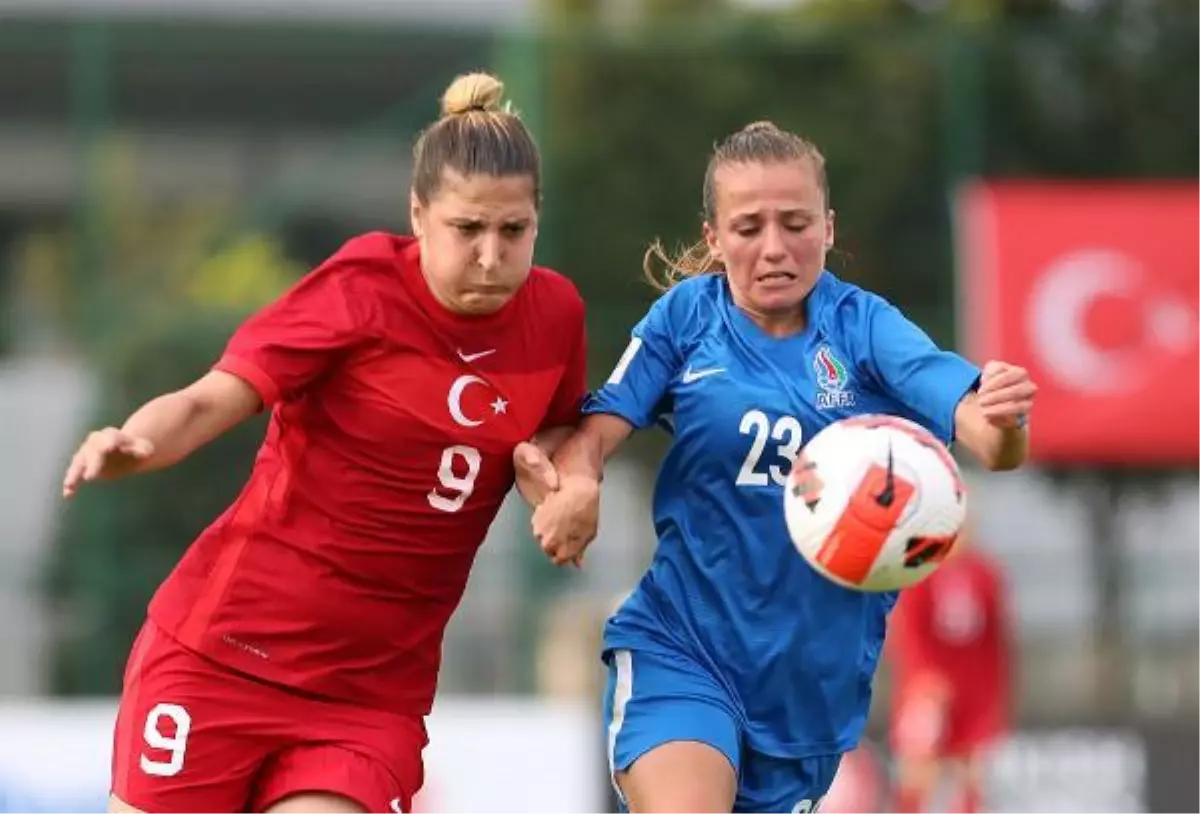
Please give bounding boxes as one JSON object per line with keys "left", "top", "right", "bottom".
{"left": 149, "top": 371, "right": 261, "bottom": 464}
{"left": 183, "top": 371, "right": 263, "bottom": 426}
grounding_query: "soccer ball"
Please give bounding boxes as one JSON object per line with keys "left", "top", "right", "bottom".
{"left": 783, "top": 414, "right": 967, "bottom": 592}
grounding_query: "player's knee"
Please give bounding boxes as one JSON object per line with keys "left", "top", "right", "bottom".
{"left": 107, "top": 794, "right": 148, "bottom": 814}
{"left": 264, "top": 792, "right": 368, "bottom": 813}
{"left": 956, "top": 751, "right": 987, "bottom": 788}
{"left": 895, "top": 754, "right": 940, "bottom": 793}
{"left": 618, "top": 741, "right": 736, "bottom": 813}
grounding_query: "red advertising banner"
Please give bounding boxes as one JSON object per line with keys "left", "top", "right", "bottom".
{"left": 956, "top": 180, "right": 1198, "bottom": 465}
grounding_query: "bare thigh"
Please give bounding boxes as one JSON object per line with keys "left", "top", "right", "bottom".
{"left": 108, "top": 794, "right": 145, "bottom": 813}
{"left": 265, "top": 791, "right": 368, "bottom": 813}
{"left": 617, "top": 740, "right": 737, "bottom": 813}
{"left": 109, "top": 790, "right": 367, "bottom": 813}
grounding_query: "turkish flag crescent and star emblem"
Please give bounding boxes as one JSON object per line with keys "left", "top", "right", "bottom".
{"left": 956, "top": 180, "right": 1198, "bottom": 466}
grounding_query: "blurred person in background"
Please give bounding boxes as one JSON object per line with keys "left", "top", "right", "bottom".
{"left": 885, "top": 527, "right": 1013, "bottom": 814}
{"left": 817, "top": 742, "right": 888, "bottom": 814}
{"left": 59, "top": 72, "right": 586, "bottom": 814}
{"left": 522, "top": 121, "right": 1037, "bottom": 812}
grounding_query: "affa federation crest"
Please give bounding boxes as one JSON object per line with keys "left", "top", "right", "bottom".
{"left": 813, "top": 345, "right": 856, "bottom": 409}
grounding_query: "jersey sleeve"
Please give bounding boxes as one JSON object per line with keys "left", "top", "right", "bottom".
{"left": 539, "top": 297, "right": 589, "bottom": 430}
{"left": 864, "top": 300, "right": 980, "bottom": 444}
{"left": 215, "top": 260, "right": 371, "bottom": 408}
{"left": 582, "top": 292, "right": 683, "bottom": 430}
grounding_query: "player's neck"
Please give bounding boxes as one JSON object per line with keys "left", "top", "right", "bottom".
{"left": 739, "top": 304, "right": 807, "bottom": 338}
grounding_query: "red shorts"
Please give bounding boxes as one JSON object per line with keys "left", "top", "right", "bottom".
{"left": 112, "top": 621, "right": 427, "bottom": 813}
{"left": 889, "top": 691, "right": 1005, "bottom": 759}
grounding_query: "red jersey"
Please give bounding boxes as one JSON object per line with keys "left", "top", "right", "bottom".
{"left": 149, "top": 232, "right": 587, "bottom": 715}
{"left": 887, "top": 546, "right": 1012, "bottom": 728}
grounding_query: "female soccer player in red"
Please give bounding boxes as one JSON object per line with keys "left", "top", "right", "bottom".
{"left": 61, "top": 72, "right": 585, "bottom": 814}
{"left": 886, "top": 532, "right": 1014, "bottom": 814}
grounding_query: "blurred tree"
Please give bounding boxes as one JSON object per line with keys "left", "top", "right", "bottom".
{"left": 6, "top": 136, "right": 302, "bottom": 355}
{"left": 540, "top": 0, "right": 1197, "bottom": 372}
{"left": 44, "top": 310, "right": 271, "bottom": 695}
{"left": 187, "top": 234, "right": 306, "bottom": 310}
{"left": 981, "top": 0, "right": 1198, "bottom": 178}
{"left": 541, "top": 7, "right": 952, "bottom": 365}
{"left": 26, "top": 136, "right": 306, "bottom": 693}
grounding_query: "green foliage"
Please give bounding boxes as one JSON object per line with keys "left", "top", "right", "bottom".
{"left": 543, "top": 23, "right": 956, "bottom": 361}
{"left": 540, "top": 2, "right": 1197, "bottom": 372}
{"left": 44, "top": 309, "right": 270, "bottom": 694}
{"left": 29, "top": 140, "right": 307, "bottom": 691}
{"left": 980, "top": 4, "right": 1199, "bottom": 178}
{"left": 6, "top": 137, "right": 303, "bottom": 356}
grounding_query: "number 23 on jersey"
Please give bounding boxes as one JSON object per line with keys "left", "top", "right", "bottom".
{"left": 737, "top": 409, "right": 802, "bottom": 487}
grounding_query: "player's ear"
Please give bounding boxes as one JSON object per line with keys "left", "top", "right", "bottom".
{"left": 409, "top": 190, "right": 425, "bottom": 239}
{"left": 702, "top": 221, "right": 723, "bottom": 264}
{"left": 824, "top": 209, "right": 836, "bottom": 252}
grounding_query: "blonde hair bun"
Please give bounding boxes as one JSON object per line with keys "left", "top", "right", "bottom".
{"left": 441, "top": 72, "right": 508, "bottom": 116}
{"left": 742, "top": 120, "right": 782, "bottom": 134}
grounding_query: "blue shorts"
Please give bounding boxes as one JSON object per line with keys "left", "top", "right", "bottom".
{"left": 603, "top": 647, "right": 842, "bottom": 814}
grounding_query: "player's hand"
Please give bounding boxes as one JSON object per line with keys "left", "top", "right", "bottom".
{"left": 532, "top": 475, "right": 599, "bottom": 568}
{"left": 62, "top": 428, "right": 155, "bottom": 499}
{"left": 976, "top": 360, "right": 1036, "bottom": 428}
{"left": 514, "top": 441, "right": 559, "bottom": 507}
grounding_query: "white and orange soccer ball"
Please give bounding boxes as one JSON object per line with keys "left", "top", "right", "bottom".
{"left": 784, "top": 414, "right": 967, "bottom": 593}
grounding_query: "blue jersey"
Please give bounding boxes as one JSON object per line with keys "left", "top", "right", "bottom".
{"left": 585, "top": 270, "right": 980, "bottom": 759}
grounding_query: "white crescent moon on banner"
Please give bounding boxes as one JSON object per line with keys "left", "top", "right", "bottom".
{"left": 1027, "top": 249, "right": 1141, "bottom": 394}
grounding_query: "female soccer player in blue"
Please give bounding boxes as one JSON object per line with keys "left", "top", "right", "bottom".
{"left": 520, "top": 121, "right": 1037, "bottom": 813}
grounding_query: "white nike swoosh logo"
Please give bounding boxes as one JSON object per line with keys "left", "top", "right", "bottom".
{"left": 458, "top": 348, "right": 496, "bottom": 363}
{"left": 681, "top": 366, "right": 725, "bottom": 384}
{"left": 388, "top": 797, "right": 405, "bottom": 813}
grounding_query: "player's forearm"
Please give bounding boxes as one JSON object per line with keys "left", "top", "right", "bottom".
{"left": 116, "top": 373, "right": 261, "bottom": 476}
{"left": 551, "top": 414, "right": 632, "bottom": 484}
{"left": 550, "top": 432, "right": 605, "bottom": 484}
{"left": 115, "top": 391, "right": 221, "bottom": 474}
{"left": 530, "top": 425, "right": 575, "bottom": 459}
{"left": 954, "top": 396, "right": 1029, "bottom": 471}
{"left": 993, "top": 425, "right": 1028, "bottom": 470}
{"left": 968, "top": 425, "right": 1028, "bottom": 471}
